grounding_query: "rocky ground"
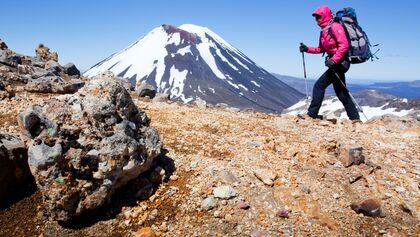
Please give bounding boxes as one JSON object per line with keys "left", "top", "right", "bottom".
{"left": 0, "top": 90, "right": 419, "bottom": 237}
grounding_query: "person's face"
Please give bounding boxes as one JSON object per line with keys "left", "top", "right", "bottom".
{"left": 314, "top": 14, "right": 322, "bottom": 22}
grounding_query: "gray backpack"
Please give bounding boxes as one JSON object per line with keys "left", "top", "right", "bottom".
{"left": 329, "top": 7, "right": 379, "bottom": 64}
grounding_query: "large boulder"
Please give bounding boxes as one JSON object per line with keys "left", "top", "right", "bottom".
{"left": 136, "top": 82, "right": 156, "bottom": 98}
{"left": 44, "top": 60, "right": 62, "bottom": 73}
{"left": 18, "top": 75, "right": 162, "bottom": 221}
{"left": 25, "top": 76, "right": 85, "bottom": 94}
{"left": 0, "top": 133, "right": 35, "bottom": 208}
{"left": 63, "top": 63, "right": 80, "bottom": 76}
{"left": 0, "top": 38, "right": 7, "bottom": 50}
{"left": 0, "top": 54, "right": 22, "bottom": 68}
{"left": 35, "top": 43, "right": 58, "bottom": 62}
{"left": 31, "top": 56, "right": 46, "bottom": 68}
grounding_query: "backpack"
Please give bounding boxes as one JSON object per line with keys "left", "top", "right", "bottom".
{"left": 329, "top": 7, "right": 379, "bottom": 64}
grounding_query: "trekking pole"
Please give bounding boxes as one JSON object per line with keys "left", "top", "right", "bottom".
{"left": 331, "top": 69, "right": 369, "bottom": 121}
{"left": 300, "top": 43, "right": 309, "bottom": 99}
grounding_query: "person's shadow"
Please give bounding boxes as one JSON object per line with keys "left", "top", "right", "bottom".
{"left": 59, "top": 148, "right": 175, "bottom": 229}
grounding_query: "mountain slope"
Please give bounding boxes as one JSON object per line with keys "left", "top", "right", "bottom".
{"left": 283, "top": 90, "right": 420, "bottom": 121}
{"left": 1, "top": 90, "right": 419, "bottom": 236}
{"left": 85, "top": 24, "right": 303, "bottom": 113}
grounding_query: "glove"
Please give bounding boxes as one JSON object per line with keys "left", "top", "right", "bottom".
{"left": 299, "top": 43, "right": 308, "bottom": 53}
{"left": 325, "top": 59, "right": 335, "bottom": 68}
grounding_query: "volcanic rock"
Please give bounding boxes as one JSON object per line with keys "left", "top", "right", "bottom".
{"left": 350, "top": 199, "right": 385, "bottom": 218}
{"left": 35, "top": 43, "right": 58, "bottom": 62}
{"left": 339, "top": 145, "right": 365, "bottom": 167}
{"left": 17, "top": 75, "right": 162, "bottom": 221}
{"left": 253, "top": 167, "right": 277, "bottom": 186}
{"left": 136, "top": 82, "right": 157, "bottom": 98}
{"left": 0, "top": 133, "right": 35, "bottom": 208}
{"left": 213, "top": 185, "right": 236, "bottom": 199}
{"left": 0, "top": 39, "right": 7, "bottom": 50}
{"left": 63, "top": 63, "right": 80, "bottom": 76}
{"left": 25, "top": 76, "right": 85, "bottom": 94}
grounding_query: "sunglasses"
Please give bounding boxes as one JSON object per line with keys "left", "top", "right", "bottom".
{"left": 314, "top": 14, "right": 322, "bottom": 21}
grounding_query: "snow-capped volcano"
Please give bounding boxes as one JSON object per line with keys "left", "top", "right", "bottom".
{"left": 84, "top": 24, "right": 303, "bottom": 113}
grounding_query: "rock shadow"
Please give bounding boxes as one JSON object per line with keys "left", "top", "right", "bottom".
{"left": 58, "top": 148, "right": 175, "bottom": 229}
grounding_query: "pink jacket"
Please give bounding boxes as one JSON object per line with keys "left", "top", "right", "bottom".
{"left": 307, "top": 6, "right": 349, "bottom": 63}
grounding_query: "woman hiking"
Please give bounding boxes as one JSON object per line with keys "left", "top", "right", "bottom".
{"left": 299, "top": 5, "right": 360, "bottom": 122}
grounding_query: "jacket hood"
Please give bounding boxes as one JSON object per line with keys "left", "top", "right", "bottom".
{"left": 312, "top": 5, "right": 333, "bottom": 28}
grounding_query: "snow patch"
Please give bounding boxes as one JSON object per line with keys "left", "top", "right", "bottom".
{"left": 195, "top": 38, "right": 226, "bottom": 79}
{"left": 167, "top": 32, "right": 181, "bottom": 45}
{"left": 251, "top": 80, "right": 260, "bottom": 87}
{"left": 227, "top": 51, "right": 250, "bottom": 70}
{"left": 215, "top": 47, "right": 238, "bottom": 71}
{"left": 238, "top": 84, "right": 248, "bottom": 91}
{"left": 177, "top": 45, "right": 191, "bottom": 56}
{"left": 168, "top": 65, "right": 189, "bottom": 100}
{"left": 227, "top": 80, "right": 239, "bottom": 89}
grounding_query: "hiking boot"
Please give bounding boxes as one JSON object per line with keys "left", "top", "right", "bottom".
{"left": 351, "top": 119, "right": 363, "bottom": 124}
{"left": 298, "top": 114, "right": 323, "bottom": 120}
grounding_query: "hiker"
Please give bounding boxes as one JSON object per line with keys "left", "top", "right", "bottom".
{"left": 299, "top": 5, "right": 360, "bottom": 121}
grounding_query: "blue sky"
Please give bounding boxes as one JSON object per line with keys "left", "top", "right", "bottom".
{"left": 1, "top": 0, "right": 419, "bottom": 82}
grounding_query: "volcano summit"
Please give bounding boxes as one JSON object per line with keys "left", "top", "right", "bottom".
{"left": 85, "top": 24, "right": 303, "bottom": 113}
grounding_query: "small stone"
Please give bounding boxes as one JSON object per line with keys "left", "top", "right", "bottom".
{"left": 319, "top": 120, "right": 330, "bottom": 126}
{"left": 395, "top": 186, "right": 405, "bottom": 194}
{"left": 224, "top": 213, "right": 233, "bottom": 222}
{"left": 339, "top": 145, "right": 365, "bottom": 167}
{"left": 246, "top": 141, "right": 262, "bottom": 147}
{"left": 124, "top": 220, "right": 131, "bottom": 226}
{"left": 213, "top": 185, "right": 237, "bottom": 199}
{"left": 253, "top": 168, "right": 277, "bottom": 187}
{"left": 220, "top": 169, "right": 240, "bottom": 184}
{"left": 169, "top": 174, "right": 179, "bottom": 181}
{"left": 379, "top": 229, "right": 387, "bottom": 235}
{"left": 301, "top": 184, "right": 311, "bottom": 194}
{"left": 325, "top": 114, "right": 338, "bottom": 124}
{"left": 213, "top": 210, "right": 222, "bottom": 218}
{"left": 159, "top": 222, "right": 168, "bottom": 232}
{"left": 276, "top": 207, "right": 289, "bottom": 218}
{"left": 326, "top": 156, "right": 338, "bottom": 165}
{"left": 123, "top": 210, "right": 132, "bottom": 219}
{"left": 36, "top": 211, "right": 44, "bottom": 220}
{"left": 350, "top": 199, "right": 385, "bottom": 218}
{"left": 250, "top": 231, "right": 270, "bottom": 237}
{"left": 165, "top": 186, "right": 178, "bottom": 196}
{"left": 237, "top": 200, "right": 250, "bottom": 210}
{"left": 333, "top": 193, "right": 340, "bottom": 199}
{"left": 201, "top": 196, "right": 217, "bottom": 211}
{"left": 194, "top": 98, "right": 207, "bottom": 109}
{"left": 149, "top": 209, "right": 158, "bottom": 220}
{"left": 132, "top": 227, "right": 156, "bottom": 237}
{"left": 399, "top": 202, "right": 414, "bottom": 216}
{"left": 349, "top": 172, "right": 363, "bottom": 183}
{"left": 190, "top": 156, "right": 201, "bottom": 168}
{"left": 291, "top": 190, "right": 300, "bottom": 198}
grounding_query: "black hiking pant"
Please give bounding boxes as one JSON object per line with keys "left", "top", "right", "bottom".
{"left": 307, "top": 62, "right": 360, "bottom": 120}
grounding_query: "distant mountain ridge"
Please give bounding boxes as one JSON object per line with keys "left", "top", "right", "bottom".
{"left": 283, "top": 89, "right": 420, "bottom": 121}
{"left": 85, "top": 24, "right": 303, "bottom": 113}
